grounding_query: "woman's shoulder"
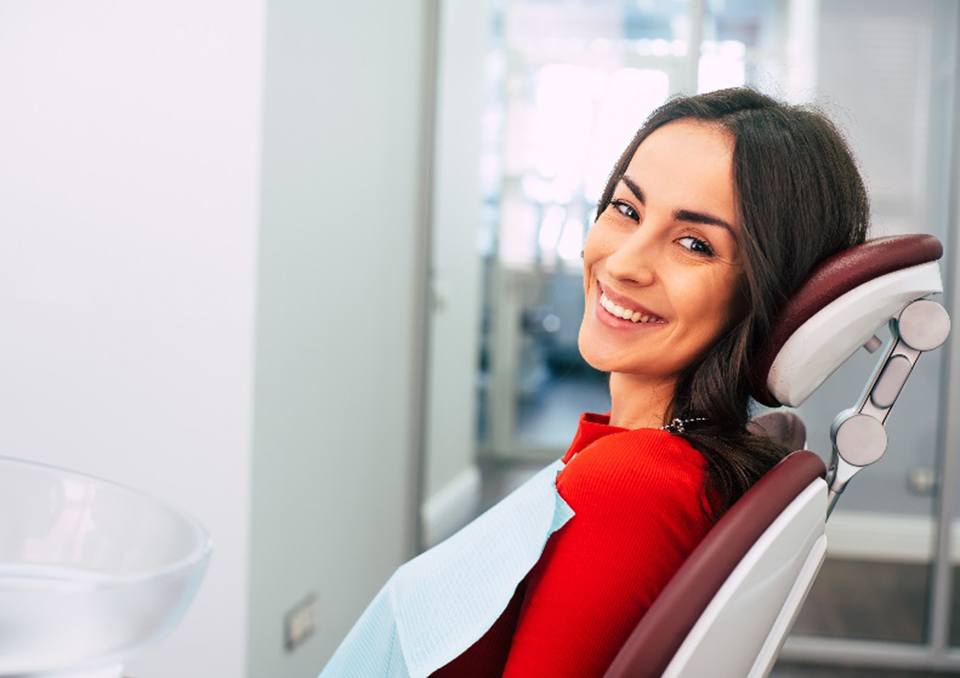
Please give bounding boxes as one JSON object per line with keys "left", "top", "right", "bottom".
{"left": 556, "top": 426, "right": 715, "bottom": 527}
{"left": 559, "top": 428, "right": 707, "bottom": 500}
{"left": 564, "top": 426, "right": 708, "bottom": 475}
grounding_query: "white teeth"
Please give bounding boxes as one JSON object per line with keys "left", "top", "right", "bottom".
{"left": 600, "top": 292, "right": 664, "bottom": 324}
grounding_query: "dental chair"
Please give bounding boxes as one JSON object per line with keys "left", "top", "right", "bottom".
{"left": 604, "top": 233, "right": 951, "bottom": 678}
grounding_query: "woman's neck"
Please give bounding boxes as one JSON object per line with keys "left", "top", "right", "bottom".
{"left": 607, "top": 371, "right": 676, "bottom": 430}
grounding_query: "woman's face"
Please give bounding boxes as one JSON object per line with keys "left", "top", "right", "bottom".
{"left": 579, "top": 118, "right": 743, "bottom": 380}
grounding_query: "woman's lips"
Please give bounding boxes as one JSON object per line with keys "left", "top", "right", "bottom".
{"left": 594, "top": 283, "right": 668, "bottom": 330}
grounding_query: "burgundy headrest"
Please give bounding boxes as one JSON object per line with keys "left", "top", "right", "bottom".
{"left": 751, "top": 234, "right": 943, "bottom": 407}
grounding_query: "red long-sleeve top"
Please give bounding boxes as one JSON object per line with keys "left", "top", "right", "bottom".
{"left": 431, "top": 411, "right": 717, "bottom": 677}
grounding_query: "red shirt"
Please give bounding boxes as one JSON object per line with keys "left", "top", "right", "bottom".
{"left": 431, "top": 411, "right": 716, "bottom": 677}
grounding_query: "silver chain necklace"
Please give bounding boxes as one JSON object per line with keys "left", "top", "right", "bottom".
{"left": 660, "top": 416, "right": 709, "bottom": 434}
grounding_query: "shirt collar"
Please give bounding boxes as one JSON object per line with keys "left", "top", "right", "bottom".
{"left": 562, "top": 411, "right": 628, "bottom": 463}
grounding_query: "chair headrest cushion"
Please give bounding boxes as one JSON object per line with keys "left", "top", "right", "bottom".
{"left": 751, "top": 234, "right": 943, "bottom": 406}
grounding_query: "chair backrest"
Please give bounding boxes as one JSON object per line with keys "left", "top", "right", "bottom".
{"left": 604, "top": 448, "right": 826, "bottom": 678}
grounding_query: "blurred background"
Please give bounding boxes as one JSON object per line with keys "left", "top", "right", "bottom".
{"left": 0, "top": 0, "right": 958, "bottom": 676}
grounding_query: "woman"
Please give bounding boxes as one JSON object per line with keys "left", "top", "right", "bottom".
{"left": 320, "top": 86, "right": 869, "bottom": 678}
{"left": 431, "top": 86, "right": 868, "bottom": 676}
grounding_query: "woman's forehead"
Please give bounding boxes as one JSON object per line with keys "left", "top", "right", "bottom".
{"left": 623, "top": 119, "right": 737, "bottom": 226}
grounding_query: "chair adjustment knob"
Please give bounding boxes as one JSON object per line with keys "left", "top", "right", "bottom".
{"left": 834, "top": 413, "right": 887, "bottom": 467}
{"left": 897, "top": 299, "right": 951, "bottom": 352}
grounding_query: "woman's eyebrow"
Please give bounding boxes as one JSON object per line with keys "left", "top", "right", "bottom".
{"left": 619, "top": 175, "right": 737, "bottom": 239}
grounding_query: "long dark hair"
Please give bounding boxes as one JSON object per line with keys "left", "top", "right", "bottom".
{"left": 595, "top": 87, "right": 869, "bottom": 521}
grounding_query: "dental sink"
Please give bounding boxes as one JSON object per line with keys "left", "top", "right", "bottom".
{"left": 0, "top": 455, "right": 212, "bottom": 677}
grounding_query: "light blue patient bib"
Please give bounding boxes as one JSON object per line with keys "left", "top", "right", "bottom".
{"left": 319, "top": 457, "right": 575, "bottom": 678}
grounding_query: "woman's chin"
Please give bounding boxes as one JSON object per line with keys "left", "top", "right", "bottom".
{"left": 577, "top": 330, "right": 620, "bottom": 373}
{"left": 579, "top": 325, "right": 665, "bottom": 376}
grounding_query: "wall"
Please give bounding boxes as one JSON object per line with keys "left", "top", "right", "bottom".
{"left": 248, "top": 0, "right": 430, "bottom": 675}
{"left": 0, "top": 1, "right": 434, "bottom": 675}
{"left": 0, "top": 2, "right": 264, "bottom": 676}
{"left": 421, "top": 0, "right": 489, "bottom": 547}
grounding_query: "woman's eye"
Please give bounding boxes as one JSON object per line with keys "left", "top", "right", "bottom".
{"left": 610, "top": 199, "right": 639, "bottom": 221}
{"left": 677, "top": 235, "right": 715, "bottom": 257}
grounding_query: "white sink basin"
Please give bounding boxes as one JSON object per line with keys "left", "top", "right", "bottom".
{"left": 0, "top": 455, "right": 212, "bottom": 677}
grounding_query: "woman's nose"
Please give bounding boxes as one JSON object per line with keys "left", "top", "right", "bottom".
{"left": 603, "top": 228, "right": 659, "bottom": 287}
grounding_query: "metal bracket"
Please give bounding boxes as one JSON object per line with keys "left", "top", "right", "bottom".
{"left": 826, "top": 298, "right": 951, "bottom": 517}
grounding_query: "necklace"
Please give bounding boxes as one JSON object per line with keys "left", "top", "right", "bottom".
{"left": 660, "top": 416, "right": 709, "bottom": 434}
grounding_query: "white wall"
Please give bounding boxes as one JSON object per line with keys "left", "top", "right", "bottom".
{"left": 248, "top": 0, "right": 430, "bottom": 675}
{"left": 0, "top": 2, "right": 264, "bottom": 677}
{"left": 422, "top": 0, "right": 489, "bottom": 547}
{"left": 0, "top": 1, "right": 434, "bottom": 675}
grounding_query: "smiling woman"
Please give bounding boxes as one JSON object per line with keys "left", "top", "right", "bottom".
{"left": 429, "top": 86, "right": 870, "bottom": 677}
{"left": 323, "top": 86, "right": 872, "bottom": 678}
{"left": 586, "top": 88, "right": 869, "bottom": 516}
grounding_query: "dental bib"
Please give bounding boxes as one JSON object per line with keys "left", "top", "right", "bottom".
{"left": 319, "top": 458, "right": 574, "bottom": 678}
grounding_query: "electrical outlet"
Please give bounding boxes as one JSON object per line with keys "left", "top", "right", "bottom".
{"left": 284, "top": 592, "right": 317, "bottom": 652}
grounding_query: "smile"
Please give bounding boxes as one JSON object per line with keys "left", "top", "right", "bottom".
{"left": 594, "top": 285, "right": 668, "bottom": 330}
{"left": 600, "top": 292, "right": 666, "bottom": 323}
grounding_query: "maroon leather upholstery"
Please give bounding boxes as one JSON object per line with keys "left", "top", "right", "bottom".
{"left": 603, "top": 450, "right": 826, "bottom": 678}
{"left": 751, "top": 234, "right": 943, "bottom": 406}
